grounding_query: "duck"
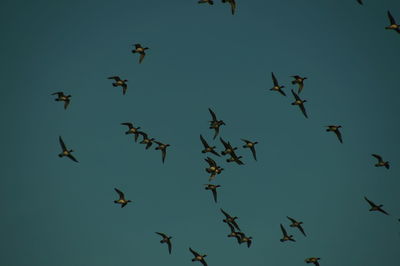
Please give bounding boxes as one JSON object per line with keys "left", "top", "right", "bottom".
{"left": 226, "top": 223, "right": 242, "bottom": 243}
{"left": 364, "top": 196, "right": 389, "bottom": 215}
{"left": 154, "top": 141, "right": 170, "bottom": 163}
{"left": 270, "top": 72, "right": 286, "bottom": 96}
{"left": 200, "top": 135, "right": 220, "bottom": 157}
{"left": 58, "top": 136, "right": 78, "bottom": 163}
{"left": 205, "top": 157, "right": 224, "bottom": 181}
{"left": 114, "top": 188, "right": 132, "bottom": 208}
{"left": 52, "top": 92, "right": 71, "bottom": 110}
{"left": 121, "top": 122, "right": 142, "bottom": 142}
{"left": 325, "top": 125, "right": 343, "bottom": 143}
{"left": 291, "top": 75, "right": 307, "bottom": 94}
{"left": 219, "top": 137, "right": 237, "bottom": 156}
{"left": 208, "top": 108, "right": 225, "bottom": 139}
{"left": 132, "top": 43, "right": 149, "bottom": 63}
{"left": 280, "top": 224, "right": 295, "bottom": 242}
{"left": 241, "top": 139, "right": 258, "bottom": 161}
{"left": 305, "top": 257, "right": 320, "bottom": 266}
{"left": 291, "top": 89, "right": 308, "bottom": 118}
{"left": 371, "top": 154, "right": 390, "bottom": 169}
{"left": 226, "top": 152, "right": 245, "bottom": 165}
{"left": 287, "top": 216, "right": 306, "bottom": 236}
{"left": 220, "top": 208, "right": 240, "bottom": 231}
{"left": 108, "top": 76, "right": 128, "bottom": 95}
{"left": 204, "top": 184, "right": 221, "bottom": 203}
{"left": 139, "top": 132, "right": 155, "bottom": 149}
{"left": 198, "top": 0, "right": 214, "bottom": 5}
{"left": 222, "top": 0, "right": 236, "bottom": 15}
{"left": 155, "top": 232, "right": 172, "bottom": 254}
{"left": 385, "top": 11, "right": 400, "bottom": 34}
{"left": 189, "top": 247, "right": 208, "bottom": 266}
{"left": 237, "top": 232, "right": 253, "bottom": 248}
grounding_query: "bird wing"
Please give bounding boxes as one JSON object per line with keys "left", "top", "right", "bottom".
{"left": 211, "top": 187, "right": 218, "bottom": 203}
{"left": 291, "top": 89, "right": 301, "bottom": 101}
{"left": 115, "top": 188, "right": 125, "bottom": 200}
{"left": 335, "top": 129, "right": 343, "bottom": 143}
{"left": 200, "top": 259, "right": 208, "bottom": 266}
{"left": 212, "top": 126, "right": 220, "bottom": 140}
{"left": 121, "top": 122, "right": 133, "bottom": 128}
{"left": 299, "top": 103, "right": 308, "bottom": 118}
{"left": 122, "top": 84, "right": 127, "bottom": 95}
{"left": 230, "top": 0, "right": 236, "bottom": 15}
{"left": 211, "top": 149, "right": 220, "bottom": 157}
{"left": 279, "top": 89, "right": 286, "bottom": 96}
{"left": 189, "top": 247, "right": 200, "bottom": 257}
{"left": 250, "top": 146, "right": 257, "bottom": 161}
{"left": 280, "top": 224, "right": 288, "bottom": 236}
{"left": 287, "top": 216, "right": 297, "bottom": 223}
{"left": 231, "top": 220, "right": 241, "bottom": 231}
{"left": 161, "top": 149, "right": 167, "bottom": 163}
{"left": 271, "top": 72, "right": 279, "bottom": 86}
{"left": 298, "top": 82, "right": 304, "bottom": 94}
{"left": 108, "top": 76, "right": 120, "bottom": 81}
{"left": 364, "top": 196, "right": 376, "bottom": 207}
{"left": 379, "top": 208, "right": 389, "bottom": 215}
{"left": 67, "top": 154, "right": 79, "bottom": 163}
{"left": 372, "top": 154, "right": 383, "bottom": 163}
{"left": 167, "top": 239, "right": 172, "bottom": 254}
{"left": 156, "top": 232, "right": 167, "bottom": 238}
{"left": 227, "top": 222, "right": 236, "bottom": 233}
{"left": 59, "top": 136, "right": 67, "bottom": 151}
{"left": 64, "top": 99, "right": 70, "bottom": 110}
{"left": 139, "top": 53, "right": 145, "bottom": 64}
{"left": 200, "top": 135, "right": 209, "bottom": 148}
{"left": 220, "top": 208, "right": 230, "bottom": 219}
{"left": 357, "top": 0, "right": 363, "bottom": 5}
{"left": 388, "top": 11, "right": 397, "bottom": 25}
{"left": 219, "top": 137, "right": 230, "bottom": 149}
{"left": 298, "top": 225, "right": 306, "bottom": 236}
{"left": 208, "top": 108, "right": 217, "bottom": 122}
{"left": 134, "top": 44, "right": 142, "bottom": 49}
{"left": 52, "top": 92, "right": 64, "bottom": 97}
{"left": 206, "top": 157, "right": 216, "bottom": 167}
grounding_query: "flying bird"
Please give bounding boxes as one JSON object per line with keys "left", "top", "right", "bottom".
{"left": 291, "top": 89, "right": 308, "bottom": 118}
{"left": 205, "top": 157, "right": 224, "bottom": 181}
{"left": 364, "top": 196, "right": 389, "bottom": 215}
{"left": 385, "top": 11, "right": 400, "bottom": 33}
{"left": 200, "top": 135, "right": 220, "bottom": 157}
{"left": 198, "top": 0, "right": 214, "bottom": 4}
{"left": 204, "top": 184, "right": 221, "bottom": 203}
{"left": 280, "top": 224, "right": 295, "bottom": 242}
{"left": 108, "top": 76, "right": 128, "bottom": 95}
{"left": 121, "top": 122, "right": 142, "bottom": 142}
{"left": 325, "top": 125, "right": 343, "bottom": 143}
{"left": 114, "top": 188, "right": 132, "bottom": 208}
{"left": 222, "top": 0, "right": 236, "bottom": 15}
{"left": 241, "top": 139, "right": 258, "bottom": 161}
{"left": 220, "top": 208, "right": 240, "bottom": 231}
{"left": 305, "top": 257, "right": 321, "bottom": 266}
{"left": 52, "top": 92, "right": 71, "bottom": 110}
{"left": 220, "top": 137, "right": 237, "bottom": 156}
{"left": 226, "top": 153, "right": 245, "bottom": 165}
{"left": 132, "top": 43, "right": 149, "bottom": 63}
{"left": 237, "top": 232, "right": 252, "bottom": 248}
{"left": 58, "top": 136, "right": 78, "bottom": 162}
{"left": 270, "top": 72, "right": 286, "bottom": 96}
{"left": 208, "top": 108, "right": 225, "bottom": 139}
{"left": 154, "top": 141, "right": 170, "bottom": 163}
{"left": 291, "top": 75, "right": 307, "bottom": 94}
{"left": 139, "top": 132, "right": 155, "bottom": 149}
{"left": 371, "top": 154, "right": 390, "bottom": 169}
{"left": 226, "top": 223, "right": 242, "bottom": 243}
{"left": 189, "top": 248, "right": 208, "bottom": 266}
{"left": 287, "top": 216, "right": 306, "bottom": 236}
{"left": 156, "top": 232, "right": 172, "bottom": 254}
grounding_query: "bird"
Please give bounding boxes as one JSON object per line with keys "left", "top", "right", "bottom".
{"left": 198, "top": 0, "right": 214, "bottom": 5}
{"left": 371, "top": 154, "right": 390, "bottom": 169}
{"left": 52, "top": 92, "right": 71, "bottom": 110}
{"left": 200, "top": 135, "right": 220, "bottom": 157}
{"left": 189, "top": 247, "right": 208, "bottom": 266}
{"left": 357, "top": 0, "right": 363, "bottom": 5}
{"left": 270, "top": 72, "right": 286, "bottom": 96}
{"left": 139, "top": 132, "right": 155, "bottom": 149}
{"left": 222, "top": 0, "right": 236, "bottom": 15}
{"left": 226, "top": 152, "right": 245, "bottom": 165}
{"left": 305, "top": 257, "right": 321, "bottom": 266}
{"left": 205, "top": 157, "right": 224, "bottom": 181}
{"left": 58, "top": 136, "right": 78, "bottom": 162}
{"left": 287, "top": 216, "right": 306, "bottom": 236}
{"left": 280, "top": 224, "right": 295, "bottom": 242}
{"left": 385, "top": 11, "right": 400, "bottom": 34}
{"left": 154, "top": 141, "right": 170, "bottom": 163}
{"left": 155, "top": 232, "right": 172, "bottom": 254}
{"left": 237, "top": 232, "right": 253, "bottom": 248}
{"left": 325, "top": 125, "right": 343, "bottom": 143}
{"left": 364, "top": 196, "right": 389, "bottom": 215}
{"left": 291, "top": 75, "right": 307, "bottom": 94}
{"left": 241, "top": 139, "right": 258, "bottom": 161}
{"left": 121, "top": 122, "right": 142, "bottom": 142}
{"left": 204, "top": 184, "right": 221, "bottom": 203}
{"left": 208, "top": 108, "right": 225, "bottom": 139}
{"left": 132, "top": 43, "right": 149, "bottom": 63}
{"left": 108, "top": 76, "right": 128, "bottom": 95}
{"left": 219, "top": 137, "right": 237, "bottom": 156}
{"left": 291, "top": 89, "right": 308, "bottom": 118}
{"left": 226, "top": 223, "right": 242, "bottom": 243}
{"left": 114, "top": 188, "right": 132, "bottom": 208}
{"left": 220, "top": 208, "right": 240, "bottom": 231}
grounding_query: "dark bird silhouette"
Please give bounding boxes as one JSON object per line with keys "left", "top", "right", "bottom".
{"left": 325, "top": 125, "right": 343, "bottom": 143}
{"left": 287, "top": 216, "right": 306, "bottom": 236}
{"left": 208, "top": 108, "right": 225, "bottom": 139}
{"left": 241, "top": 139, "right": 258, "bottom": 161}
{"left": 204, "top": 184, "right": 221, "bottom": 203}
{"left": 270, "top": 72, "right": 286, "bottom": 96}
{"left": 386, "top": 11, "right": 400, "bottom": 33}
{"left": 156, "top": 232, "right": 172, "bottom": 254}
{"left": 222, "top": 0, "right": 236, "bottom": 15}
{"left": 220, "top": 137, "right": 237, "bottom": 156}
{"left": 108, "top": 76, "right": 128, "bottom": 95}
{"left": 237, "top": 232, "right": 252, "bottom": 248}
{"left": 291, "top": 75, "right": 307, "bottom": 94}
{"left": 114, "top": 188, "right": 132, "bottom": 208}
{"left": 52, "top": 92, "right": 71, "bottom": 110}
{"left": 58, "top": 136, "right": 78, "bottom": 162}
{"left": 227, "top": 223, "right": 242, "bottom": 243}
{"left": 200, "top": 135, "right": 220, "bottom": 157}
{"left": 154, "top": 141, "right": 170, "bottom": 163}
{"left": 372, "top": 154, "right": 390, "bottom": 169}
{"left": 121, "top": 122, "right": 142, "bottom": 142}
{"left": 132, "top": 43, "right": 149, "bottom": 63}
{"left": 220, "top": 208, "right": 240, "bottom": 231}
{"left": 357, "top": 0, "right": 363, "bottom": 5}
{"left": 189, "top": 248, "right": 208, "bottom": 266}
{"left": 280, "top": 224, "right": 295, "bottom": 242}
{"left": 226, "top": 152, "right": 245, "bottom": 165}
{"left": 198, "top": 0, "right": 214, "bottom": 5}
{"left": 139, "top": 132, "right": 155, "bottom": 149}
{"left": 291, "top": 89, "right": 308, "bottom": 118}
{"left": 364, "top": 196, "right": 389, "bottom": 215}
{"left": 205, "top": 157, "right": 224, "bottom": 181}
{"left": 305, "top": 257, "right": 321, "bottom": 266}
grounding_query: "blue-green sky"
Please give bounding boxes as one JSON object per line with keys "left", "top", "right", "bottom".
{"left": 1, "top": 0, "right": 399, "bottom": 266}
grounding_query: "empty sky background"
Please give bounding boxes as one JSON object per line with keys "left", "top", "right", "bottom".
{"left": 0, "top": 0, "right": 399, "bottom": 266}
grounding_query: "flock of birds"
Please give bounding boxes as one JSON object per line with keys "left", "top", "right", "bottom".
{"left": 48, "top": 1, "right": 400, "bottom": 266}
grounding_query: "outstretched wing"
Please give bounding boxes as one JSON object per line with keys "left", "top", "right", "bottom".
{"left": 208, "top": 108, "right": 217, "bottom": 122}
{"left": 298, "top": 225, "right": 306, "bottom": 237}
{"left": 211, "top": 187, "right": 218, "bottom": 203}
{"left": 372, "top": 154, "right": 383, "bottom": 163}
{"left": 108, "top": 76, "right": 120, "bottom": 81}
{"left": 271, "top": 72, "right": 278, "bottom": 86}
{"left": 189, "top": 247, "right": 200, "bottom": 257}
{"left": 67, "top": 154, "right": 78, "bottom": 163}
{"left": 388, "top": 11, "right": 397, "bottom": 25}
{"left": 115, "top": 188, "right": 125, "bottom": 200}
{"left": 299, "top": 103, "right": 308, "bottom": 118}
{"left": 139, "top": 53, "right": 145, "bottom": 64}
{"left": 287, "top": 216, "right": 297, "bottom": 223}
{"left": 220, "top": 208, "right": 230, "bottom": 219}
{"left": 121, "top": 122, "right": 133, "bottom": 128}
{"left": 200, "top": 134, "right": 209, "bottom": 148}
{"left": 59, "top": 136, "right": 67, "bottom": 151}
{"left": 335, "top": 129, "right": 343, "bottom": 143}
{"left": 156, "top": 232, "right": 168, "bottom": 238}
{"left": 291, "top": 89, "right": 301, "bottom": 101}
{"left": 280, "top": 224, "right": 288, "bottom": 236}
{"left": 364, "top": 196, "right": 376, "bottom": 207}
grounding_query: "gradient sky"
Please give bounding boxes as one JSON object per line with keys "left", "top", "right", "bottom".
{"left": 1, "top": 0, "right": 399, "bottom": 266}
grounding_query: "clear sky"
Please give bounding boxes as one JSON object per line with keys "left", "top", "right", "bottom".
{"left": 0, "top": 1, "right": 399, "bottom": 266}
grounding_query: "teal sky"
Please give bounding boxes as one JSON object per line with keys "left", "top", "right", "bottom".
{"left": 0, "top": 0, "right": 399, "bottom": 266}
